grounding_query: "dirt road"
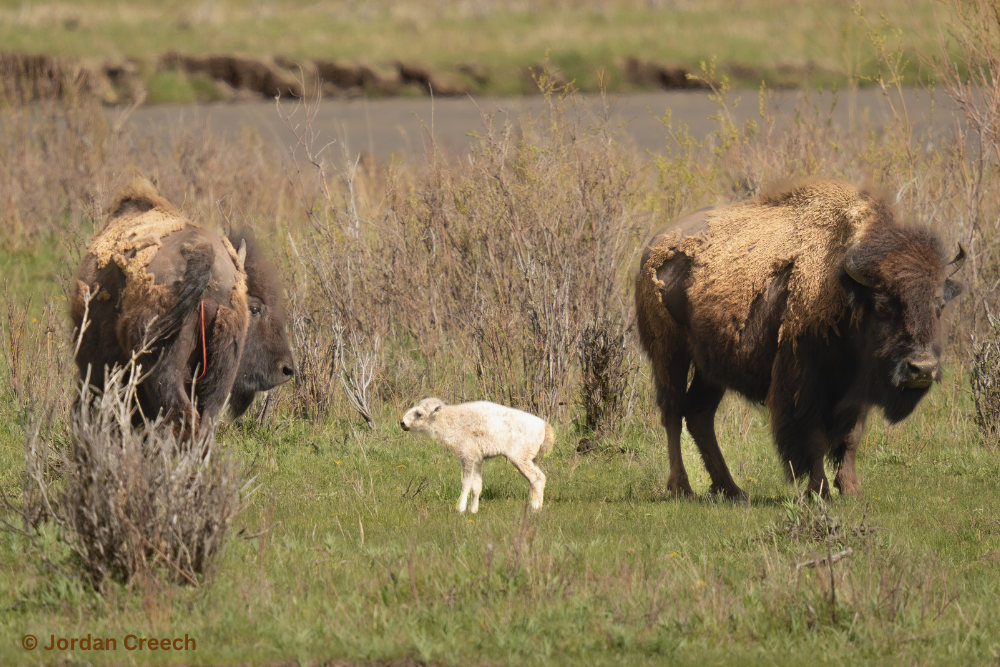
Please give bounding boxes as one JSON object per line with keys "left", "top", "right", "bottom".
{"left": 118, "top": 87, "right": 958, "bottom": 165}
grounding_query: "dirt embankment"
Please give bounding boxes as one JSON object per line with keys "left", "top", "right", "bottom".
{"left": 1, "top": 51, "right": 714, "bottom": 104}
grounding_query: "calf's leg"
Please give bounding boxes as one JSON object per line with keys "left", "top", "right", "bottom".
{"left": 510, "top": 455, "right": 546, "bottom": 511}
{"left": 469, "top": 459, "right": 484, "bottom": 514}
{"left": 457, "top": 457, "right": 476, "bottom": 513}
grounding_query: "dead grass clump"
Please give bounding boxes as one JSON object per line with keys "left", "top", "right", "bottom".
{"left": 280, "top": 76, "right": 645, "bottom": 422}
{"left": 970, "top": 309, "right": 1000, "bottom": 449}
{"left": 577, "top": 316, "right": 636, "bottom": 437}
{"left": 3, "top": 346, "right": 253, "bottom": 590}
{"left": 771, "top": 491, "right": 876, "bottom": 546}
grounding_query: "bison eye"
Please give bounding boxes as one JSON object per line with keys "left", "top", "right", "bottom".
{"left": 250, "top": 304, "right": 262, "bottom": 316}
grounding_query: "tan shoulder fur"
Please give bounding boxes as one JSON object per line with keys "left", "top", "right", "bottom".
{"left": 646, "top": 180, "right": 885, "bottom": 343}
{"left": 86, "top": 176, "right": 203, "bottom": 315}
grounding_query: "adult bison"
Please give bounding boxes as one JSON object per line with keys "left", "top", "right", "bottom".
{"left": 70, "top": 177, "right": 294, "bottom": 432}
{"left": 635, "top": 180, "right": 965, "bottom": 499}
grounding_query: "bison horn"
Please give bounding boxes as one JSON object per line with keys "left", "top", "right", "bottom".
{"left": 237, "top": 239, "right": 247, "bottom": 272}
{"left": 843, "top": 244, "right": 874, "bottom": 288}
{"left": 947, "top": 243, "right": 966, "bottom": 278}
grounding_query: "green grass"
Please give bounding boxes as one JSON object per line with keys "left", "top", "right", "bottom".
{"left": 2, "top": 377, "right": 998, "bottom": 666}
{"left": 0, "top": 0, "right": 944, "bottom": 95}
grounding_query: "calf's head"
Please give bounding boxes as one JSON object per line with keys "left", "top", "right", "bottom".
{"left": 400, "top": 397, "right": 445, "bottom": 432}
{"left": 228, "top": 230, "right": 295, "bottom": 417}
{"left": 842, "top": 225, "right": 964, "bottom": 421}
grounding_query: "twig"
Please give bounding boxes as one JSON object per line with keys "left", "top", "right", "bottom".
{"left": 796, "top": 547, "right": 853, "bottom": 571}
{"left": 241, "top": 521, "right": 282, "bottom": 541}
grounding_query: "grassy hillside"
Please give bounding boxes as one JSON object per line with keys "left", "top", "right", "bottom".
{"left": 0, "top": 0, "right": 945, "bottom": 97}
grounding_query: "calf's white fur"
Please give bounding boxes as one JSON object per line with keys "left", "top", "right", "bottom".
{"left": 400, "top": 398, "right": 554, "bottom": 513}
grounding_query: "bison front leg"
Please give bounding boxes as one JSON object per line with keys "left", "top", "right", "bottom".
{"left": 194, "top": 304, "right": 246, "bottom": 422}
{"left": 806, "top": 431, "right": 833, "bottom": 497}
{"left": 685, "top": 370, "right": 747, "bottom": 501}
{"left": 832, "top": 412, "right": 867, "bottom": 497}
{"left": 138, "top": 315, "right": 200, "bottom": 431}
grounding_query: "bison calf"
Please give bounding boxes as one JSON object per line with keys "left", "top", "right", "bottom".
{"left": 400, "top": 398, "right": 555, "bottom": 513}
{"left": 636, "top": 180, "right": 964, "bottom": 499}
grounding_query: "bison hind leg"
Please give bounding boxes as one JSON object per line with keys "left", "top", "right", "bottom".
{"left": 684, "top": 370, "right": 747, "bottom": 501}
{"left": 654, "top": 352, "right": 695, "bottom": 498}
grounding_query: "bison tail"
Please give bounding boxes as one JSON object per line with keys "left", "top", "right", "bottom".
{"left": 150, "top": 241, "right": 215, "bottom": 341}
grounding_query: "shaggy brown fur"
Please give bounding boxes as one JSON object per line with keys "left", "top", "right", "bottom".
{"left": 72, "top": 177, "right": 249, "bottom": 434}
{"left": 636, "top": 180, "right": 964, "bottom": 499}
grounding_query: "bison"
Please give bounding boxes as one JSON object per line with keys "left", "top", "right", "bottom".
{"left": 71, "top": 177, "right": 294, "bottom": 432}
{"left": 635, "top": 180, "right": 965, "bottom": 499}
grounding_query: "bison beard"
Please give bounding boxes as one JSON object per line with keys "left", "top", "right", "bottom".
{"left": 636, "top": 180, "right": 964, "bottom": 499}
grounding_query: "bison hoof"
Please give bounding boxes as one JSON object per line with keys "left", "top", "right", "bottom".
{"left": 835, "top": 481, "right": 863, "bottom": 497}
{"left": 710, "top": 484, "right": 748, "bottom": 503}
{"left": 667, "top": 476, "right": 694, "bottom": 498}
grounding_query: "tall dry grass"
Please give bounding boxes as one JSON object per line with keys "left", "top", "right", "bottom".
{"left": 1, "top": 5, "right": 999, "bottom": 467}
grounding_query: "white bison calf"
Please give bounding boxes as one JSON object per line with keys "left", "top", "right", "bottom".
{"left": 400, "top": 398, "right": 555, "bottom": 513}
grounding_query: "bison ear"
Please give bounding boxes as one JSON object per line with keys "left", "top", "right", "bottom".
{"left": 237, "top": 239, "right": 247, "bottom": 272}
{"left": 432, "top": 404, "right": 443, "bottom": 414}
{"left": 943, "top": 278, "right": 963, "bottom": 303}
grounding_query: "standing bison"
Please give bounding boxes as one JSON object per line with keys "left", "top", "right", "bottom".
{"left": 635, "top": 181, "right": 965, "bottom": 498}
{"left": 71, "top": 177, "right": 294, "bottom": 432}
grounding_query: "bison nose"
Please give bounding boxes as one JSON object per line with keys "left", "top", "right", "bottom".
{"left": 904, "top": 353, "right": 938, "bottom": 388}
{"left": 400, "top": 421, "right": 409, "bottom": 431}
{"left": 281, "top": 364, "right": 295, "bottom": 378}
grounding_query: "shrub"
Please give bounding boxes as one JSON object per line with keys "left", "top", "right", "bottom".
{"left": 577, "top": 316, "right": 635, "bottom": 437}
{"left": 971, "top": 309, "right": 1000, "bottom": 449}
{"left": 4, "top": 346, "right": 254, "bottom": 590}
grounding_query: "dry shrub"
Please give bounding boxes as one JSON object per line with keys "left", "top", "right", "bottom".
{"left": 2, "top": 328, "right": 253, "bottom": 590}
{"left": 33, "top": 371, "right": 246, "bottom": 590}
{"left": 282, "top": 75, "right": 646, "bottom": 422}
{"left": 577, "top": 316, "right": 636, "bottom": 437}
{"left": 970, "top": 309, "right": 1000, "bottom": 449}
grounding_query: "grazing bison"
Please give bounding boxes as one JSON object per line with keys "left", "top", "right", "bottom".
{"left": 71, "top": 177, "right": 294, "bottom": 432}
{"left": 635, "top": 181, "right": 965, "bottom": 498}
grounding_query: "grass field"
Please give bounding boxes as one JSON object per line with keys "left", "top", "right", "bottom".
{"left": 0, "top": 0, "right": 947, "bottom": 97}
{"left": 2, "top": 378, "right": 999, "bottom": 666}
{"left": 2, "top": 2, "right": 1000, "bottom": 665}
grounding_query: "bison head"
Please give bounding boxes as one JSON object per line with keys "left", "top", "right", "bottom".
{"left": 842, "top": 225, "right": 964, "bottom": 422}
{"left": 228, "top": 230, "right": 295, "bottom": 417}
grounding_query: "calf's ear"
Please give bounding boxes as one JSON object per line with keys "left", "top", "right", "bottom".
{"left": 943, "top": 279, "right": 963, "bottom": 303}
